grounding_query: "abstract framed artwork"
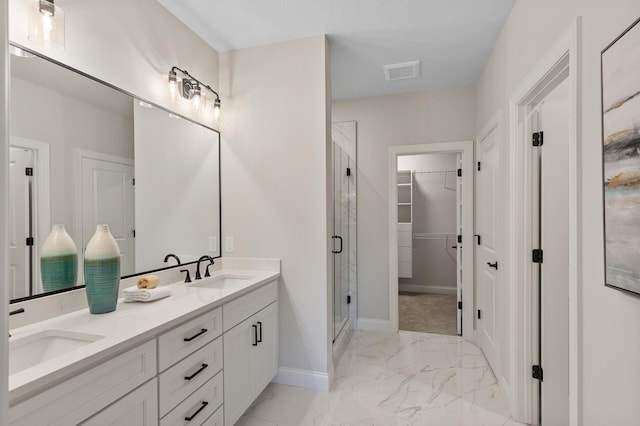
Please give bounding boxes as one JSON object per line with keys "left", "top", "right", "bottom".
{"left": 602, "top": 16, "right": 640, "bottom": 295}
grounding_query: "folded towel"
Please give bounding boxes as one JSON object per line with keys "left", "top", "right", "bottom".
{"left": 123, "top": 286, "right": 171, "bottom": 303}
{"left": 137, "top": 274, "right": 160, "bottom": 289}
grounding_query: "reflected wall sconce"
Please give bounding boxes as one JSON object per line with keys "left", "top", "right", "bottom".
{"left": 28, "top": 0, "right": 65, "bottom": 50}
{"left": 168, "top": 67, "right": 221, "bottom": 121}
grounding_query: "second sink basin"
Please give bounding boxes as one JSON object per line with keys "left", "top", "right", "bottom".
{"left": 10, "top": 329, "right": 104, "bottom": 375}
{"left": 190, "top": 274, "right": 254, "bottom": 289}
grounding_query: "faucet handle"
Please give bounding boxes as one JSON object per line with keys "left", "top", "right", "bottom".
{"left": 180, "top": 269, "right": 192, "bottom": 283}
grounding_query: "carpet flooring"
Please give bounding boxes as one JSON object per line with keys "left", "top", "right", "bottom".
{"left": 399, "top": 292, "right": 459, "bottom": 336}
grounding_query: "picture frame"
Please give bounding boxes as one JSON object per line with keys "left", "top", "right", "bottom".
{"left": 602, "top": 16, "right": 640, "bottom": 295}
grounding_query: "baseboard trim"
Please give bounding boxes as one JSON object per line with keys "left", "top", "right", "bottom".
{"left": 272, "top": 367, "right": 329, "bottom": 391}
{"left": 399, "top": 284, "right": 457, "bottom": 295}
{"left": 357, "top": 317, "right": 395, "bottom": 332}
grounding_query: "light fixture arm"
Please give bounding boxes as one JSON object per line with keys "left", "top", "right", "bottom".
{"left": 170, "top": 66, "right": 220, "bottom": 101}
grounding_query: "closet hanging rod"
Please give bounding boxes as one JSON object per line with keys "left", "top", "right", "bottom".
{"left": 413, "top": 169, "right": 457, "bottom": 175}
{"left": 413, "top": 232, "right": 456, "bottom": 240}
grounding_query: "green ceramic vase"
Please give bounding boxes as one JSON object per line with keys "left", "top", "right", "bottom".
{"left": 40, "top": 224, "right": 78, "bottom": 293}
{"left": 84, "top": 224, "right": 120, "bottom": 314}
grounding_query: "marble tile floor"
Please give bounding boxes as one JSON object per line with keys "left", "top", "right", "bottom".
{"left": 237, "top": 330, "right": 526, "bottom": 426}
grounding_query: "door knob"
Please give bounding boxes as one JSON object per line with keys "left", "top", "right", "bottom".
{"left": 487, "top": 262, "right": 498, "bottom": 270}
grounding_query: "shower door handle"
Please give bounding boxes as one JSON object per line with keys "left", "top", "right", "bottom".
{"left": 332, "top": 235, "right": 343, "bottom": 254}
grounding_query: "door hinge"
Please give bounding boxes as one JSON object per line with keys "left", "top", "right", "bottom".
{"left": 26, "top": 237, "right": 34, "bottom": 246}
{"left": 25, "top": 167, "right": 33, "bottom": 176}
{"left": 477, "top": 309, "right": 482, "bottom": 319}
{"left": 347, "top": 295, "right": 351, "bottom": 304}
{"left": 132, "top": 178, "right": 135, "bottom": 186}
{"left": 346, "top": 167, "right": 351, "bottom": 177}
{"left": 532, "top": 249, "right": 543, "bottom": 264}
{"left": 477, "top": 161, "right": 481, "bottom": 171}
{"left": 132, "top": 230, "right": 136, "bottom": 238}
{"left": 457, "top": 168, "right": 462, "bottom": 177}
{"left": 458, "top": 301, "right": 462, "bottom": 310}
{"left": 532, "top": 131, "right": 544, "bottom": 147}
{"left": 457, "top": 235, "right": 462, "bottom": 244}
{"left": 532, "top": 365, "right": 543, "bottom": 381}
{"left": 474, "top": 234, "right": 481, "bottom": 245}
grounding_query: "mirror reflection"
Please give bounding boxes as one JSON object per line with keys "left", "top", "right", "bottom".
{"left": 9, "top": 46, "right": 221, "bottom": 301}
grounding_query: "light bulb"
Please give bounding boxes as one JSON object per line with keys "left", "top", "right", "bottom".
{"left": 213, "top": 98, "right": 221, "bottom": 122}
{"left": 29, "top": 0, "right": 64, "bottom": 50}
{"left": 168, "top": 70, "right": 178, "bottom": 102}
{"left": 192, "top": 84, "right": 202, "bottom": 112}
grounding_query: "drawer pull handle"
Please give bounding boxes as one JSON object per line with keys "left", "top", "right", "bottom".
{"left": 184, "top": 328, "right": 208, "bottom": 342}
{"left": 184, "top": 401, "right": 209, "bottom": 422}
{"left": 252, "top": 324, "right": 258, "bottom": 346}
{"left": 257, "top": 321, "right": 263, "bottom": 343}
{"left": 184, "top": 363, "right": 209, "bottom": 381}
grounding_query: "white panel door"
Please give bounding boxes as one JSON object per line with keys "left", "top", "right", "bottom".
{"left": 476, "top": 125, "right": 499, "bottom": 371}
{"left": 9, "top": 149, "right": 33, "bottom": 299}
{"left": 538, "top": 97, "right": 570, "bottom": 425}
{"left": 81, "top": 158, "right": 135, "bottom": 275}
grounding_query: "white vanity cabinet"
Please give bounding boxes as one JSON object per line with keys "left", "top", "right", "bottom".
{"left": 157, "top": 307, "right": 224, "bottom": 425}
{"left": 9, "top": 276, "right": 279, "bottom": 426}
{"left": 9, "top": 339, "right": 157, "bottom": 425}
{"left": 223, "top": 282, "right": 279, "bottom": 425}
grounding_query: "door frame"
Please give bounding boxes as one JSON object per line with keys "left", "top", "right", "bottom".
{"left": 388, "top": 140, "right": 475, "bottom": 339}
{"left": 10, "top": 137, "right": 51, "bottom": 295}
{"left": 508, "top": 18, "right": 581, "bottom": 425}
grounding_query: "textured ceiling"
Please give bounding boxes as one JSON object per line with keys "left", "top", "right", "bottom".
{"left": 158, "top": 0, "right": 516, "bottom": 101}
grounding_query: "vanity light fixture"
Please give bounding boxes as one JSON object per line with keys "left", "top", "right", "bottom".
{"left": 28, "top": 0, "right": 65, "bottom": 51}
{"left": 168, "top": 66, "right": 221, "bottom": 120}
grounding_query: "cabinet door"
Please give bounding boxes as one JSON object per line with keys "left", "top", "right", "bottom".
{"left": 223, "top": 316, "right": 254, "bottom": 425}
{"left": 253, "top": 302, "right": 278, "bottom": 396}
{"left": 81, "top": 378, "right": 158, "bottom": 426}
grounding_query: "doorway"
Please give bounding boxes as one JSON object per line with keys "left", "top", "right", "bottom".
{"left": 388, "top": 141, "right": 474, "bottom": 339}
{"left": 396, "top": 153, "right": 460, "bottom": 336}
{"left": 508, "top": 19, "right": 580, "bottom": 425}
{"left": 8, "top": 137, "right": 50, "bottom": 300}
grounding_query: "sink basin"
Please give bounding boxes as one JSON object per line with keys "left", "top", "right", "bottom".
{"left": 190, "top": 274, "right": 254, "bottom": 289}
{"left": 10, "top": 330, "right": 104, "bottom": 375}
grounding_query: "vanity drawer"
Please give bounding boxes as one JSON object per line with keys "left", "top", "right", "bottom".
{"left": 9, "top": 339, "right": 157, "bottom": 426}
{"left": 159, "top": 337, "right": 223, "bottom": 417}
{"left": 223, "top": 280, "right": 277, "bottom": 331}
{"left": 158, "top": 307, "right": 222, "bottom": 372}
{"left": 160, "top": 371, "right": 223, "bottom": 426}
{"left": 81, "top": 378, "right": 158, "bottom": 426}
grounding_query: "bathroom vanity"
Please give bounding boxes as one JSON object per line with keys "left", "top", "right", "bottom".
{"left": 8, "top": 260, "right": 280, "bottom": 425}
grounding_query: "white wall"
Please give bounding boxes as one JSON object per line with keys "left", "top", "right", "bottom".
{"left": 8, "top": 0, "right": 219, "bottom": 130}
{"left": 219, "top": 36, "right": 331, "bottom": 385}
{"left": 397, "top": 153, "right": 457, "bottom": 294}
{"left": 475, "top": 1, "right": 640, "bottom": 424}
{"left": 332, "top": 86, "right": 475, "bottom": 321}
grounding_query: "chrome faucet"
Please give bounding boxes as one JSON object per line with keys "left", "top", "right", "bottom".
{"left": 164, "top": 253, "right": 181, "bottom": 266}
{"left": 195, "top": 255, "right": 214, "bottom": 280}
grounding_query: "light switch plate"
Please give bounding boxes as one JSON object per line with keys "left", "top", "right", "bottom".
{"left": 225, "top": 236, "right": 234, "bottom": 253}
{"left": 209, "top": 236, "right": 217, "bottom": 252}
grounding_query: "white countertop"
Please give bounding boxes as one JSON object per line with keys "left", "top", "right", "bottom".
{"left": 8, "top": 267, "right": 280, "bottom": 404}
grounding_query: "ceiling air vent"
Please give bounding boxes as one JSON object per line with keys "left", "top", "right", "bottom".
{"left": 383, "top": 60, "right": 420, "bottom": 81}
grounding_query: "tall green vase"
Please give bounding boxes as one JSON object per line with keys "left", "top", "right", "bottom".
{"left": 40, "top": 224, "right": 78, "bottom": 293}
{"left": 84, "top": 224, "right": 120, "bottom": 314}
